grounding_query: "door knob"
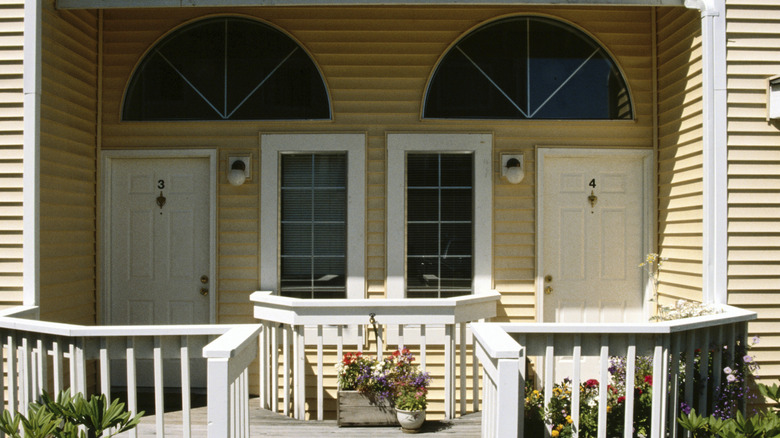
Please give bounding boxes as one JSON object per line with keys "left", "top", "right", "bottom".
{"left": 545, "top": 275, "right": 553, "bottom": 282}
{"left": 200, "top": 287, "right": 209, "bottom": 296}
{"left": 544, "top": 286, "right": 553, "bottom": 295}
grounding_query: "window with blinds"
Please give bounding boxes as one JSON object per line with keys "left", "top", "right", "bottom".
{"left": 280, "top": 153, "right": 346, "bottom": 298}
{"left": 406, "top": 153, "right": 473, "bottom": 298}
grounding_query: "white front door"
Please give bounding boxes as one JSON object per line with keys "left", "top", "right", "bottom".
{"left": 539, "top": 149, "right": 652, "bottom": 324}
{"left": 106, "top": 156, "right": 213, "bottom": 326}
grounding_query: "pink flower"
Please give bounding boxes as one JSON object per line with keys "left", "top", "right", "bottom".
{"left": 644, "top": 375, "right": 653, "bottom": 386}
{"left": 584, "top": 379, "right": 599, "bottom": 388}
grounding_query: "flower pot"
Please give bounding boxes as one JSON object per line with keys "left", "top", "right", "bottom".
{"left": 396, "top": 408, "right": 425, "bottom": 432}
{"left": 337, "top": 390, "right": 398, "bottom": 427}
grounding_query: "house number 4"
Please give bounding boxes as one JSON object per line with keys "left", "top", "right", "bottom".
{"left": 589, "top": 178, "right": 596, "bottom": 188}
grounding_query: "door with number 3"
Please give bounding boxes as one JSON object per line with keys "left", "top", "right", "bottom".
{"left": 539, "top": 149, "right": 653, "bottom": 324}
{"left": 104, "top": 154, "right": 214, "bottom": 326}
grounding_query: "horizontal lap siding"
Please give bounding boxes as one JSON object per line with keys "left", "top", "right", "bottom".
{"left": 726, "top": 0, "right": 780, "bottom": 381}
{"left": 101, "top": 5, "right": 654, "bottom": 417}
{"left": 655, "top": 8, "right": 704, "bottom": 306}
{"left": 0, "top": 2, "right": 23, "bottom": 309}
{"left": 40, "top": 6, "right": 97, "bottom": 323}
{"left": 102, "top": 5, "right": 655, "bottom": 324}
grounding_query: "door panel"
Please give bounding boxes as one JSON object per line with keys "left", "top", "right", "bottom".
{"left": 109, "top": 157, "right": 211, "bottom": 326}
{"left": 542, "top": 153, "right": 648, "bottom": 324}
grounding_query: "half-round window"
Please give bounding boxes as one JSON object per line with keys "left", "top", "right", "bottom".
{"left": 423, "top": 16, "right": 632, "bottom": 120}
{"left": 123, "top": 17, "right": 330, "bottom": 121}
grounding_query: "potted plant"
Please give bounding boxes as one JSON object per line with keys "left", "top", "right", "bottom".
{"left": 335, "top": 348, "right": 430, "bottom": 429}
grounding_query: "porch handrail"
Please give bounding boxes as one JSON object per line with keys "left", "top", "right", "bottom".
{"left": 251, "top": 290, "right": 501, "bottom": 421}
{"left": 471, "top": 304, "right": 758, "bottom": 438}
{"left": 0, "top": 306, "right": 261, "bottom": 438}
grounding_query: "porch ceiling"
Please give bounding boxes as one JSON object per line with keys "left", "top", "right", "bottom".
{"left": 56, "top": 0, "right": 685, "bottom": 9}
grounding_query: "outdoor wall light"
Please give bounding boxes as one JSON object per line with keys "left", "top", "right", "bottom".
{"left": 768, "top": 75, "right": 780, "bottom": 121}
{"left": 501, "top": 153, "right": 525, "bottom": 184}
{"left": 228, "top": 155, "right": 251, "bottom": 186}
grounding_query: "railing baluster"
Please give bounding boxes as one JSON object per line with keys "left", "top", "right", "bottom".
{"left": 420, "top": 324, "right": 426, "bottom": 371}
{"left": 180, "top": 336, "right": 191, "bottom": 438}
{"left": 459, "top": 322, "right": 467, "bottom": 416}
{"left": 0, "top": 332, "right": 5, "bottom": 414}
{"left": 517, "top": 333, "right": 526, "bottom": 437}
{"left": 571, "top": 334, "right": 582, "bottom": 438}
{"left": 126, "top": 337, "right": 138, "bottom": 438}
{"left": 52, "top": 338, "right": 62, "bottom": 395}
{"left": 36, "top": 338, "right": 46, "bottom": 397}
{"left": 650, "top": 335, "right": 666, "bottom": 438}
{"left": 316, "top": 325, "right": 323, "bottom": 421}
{"left": 21, "top": 336, "right": 31, "bottom": 412}
{"left": 295, "top": 325, "right": 305, "bottom": 420}
{"left": 698, "top": 329, "right": 710, "bottom": 415}
{"left": 668, "top": 333, "right": 681, "bottom": 438}
{"left": 624, "top": 335, "right": 636, "bottom": 438}
{"left": 271, "top": 324, "right": 279, "bottom": 413}
{"left": 282, "top": 324, "right": 290, "bottom": 417}
{"left": 684, "top": 330, "right": 695, "bottom": 414}
{"left": 153, "top": 336, "right": 165, "bottom": 436}
{"left": 7, "top": 335, "right": 16, "bottom": 414}
{"left": 398, "top": 324, "right": 404, "bottom": 351}
{"left": 543, "top": 333, "right": 554, "bottom": 433}
{"left": 444, "top": 323, "right": 455, "bottom": 419}
{"left": 711, "top": 325, "right": 723, "bottom": 416}
{"left": 598, "top": 334, "right": 609, "bottom": 438}
{"left": 99, "top": 337, "right": 111, "bottom": 400}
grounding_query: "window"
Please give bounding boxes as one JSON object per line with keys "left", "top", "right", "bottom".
{"left": 387, "top": 134, "right": 492, "bottom": 299}
{"left": 123, "top": 17, "right": 330, "bottom": 121}
{"left": 423, "top": 16, "right": 632, "bottom": 120}
{"left": 261, "top": 134, "right": 365, "bottom": 299}
{"left": 280, "top": 154, "right": 346, "bottom": 298}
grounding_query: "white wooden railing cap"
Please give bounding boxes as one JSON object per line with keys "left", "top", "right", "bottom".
{"left": 202, "top": 324, "right": 262, "bottom": 359}
{"left": 470, "top": 322, "right": 522, "bottom": 359}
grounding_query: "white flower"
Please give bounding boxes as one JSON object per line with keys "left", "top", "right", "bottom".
{"left": 723, "top": 366, "right": 733, "bottom": 374}
{"left": 726, "top": 374, "right": 737, "bottom": 383}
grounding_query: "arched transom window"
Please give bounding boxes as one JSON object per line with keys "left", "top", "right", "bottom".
{"left": 123, "top": 17, "right": 330, "bottom": 121}
{"left": 424, "top": 16, "right": 632, "bottom": 120}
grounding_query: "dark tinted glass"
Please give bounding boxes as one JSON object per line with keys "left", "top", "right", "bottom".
{"left": 424, "top": 16, "right": 632, "bottom": 120}
{"left": 123, "top": 17, "right": 330, "bottom": 121}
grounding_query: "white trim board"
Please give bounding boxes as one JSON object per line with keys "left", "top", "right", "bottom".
{"left": 535, "top": 147, "right": 655, "bottom": 322}
{"left": 100, "top": 149, "right": 218, "bottom": 324}
{"left": 386, "top": 133, "right": 493, "bottom": 299}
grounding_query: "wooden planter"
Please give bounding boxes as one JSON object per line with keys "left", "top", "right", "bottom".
{"left": 337, "top": 390, "right": 398, "bottom": 427}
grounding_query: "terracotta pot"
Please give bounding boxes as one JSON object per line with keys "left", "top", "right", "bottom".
{"left": 396, "top": 408, "right": 425, "bottom": 432}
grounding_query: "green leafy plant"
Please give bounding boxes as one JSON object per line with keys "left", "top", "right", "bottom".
{"left": 0, "top": 389, "right": 144, "bottom": 438}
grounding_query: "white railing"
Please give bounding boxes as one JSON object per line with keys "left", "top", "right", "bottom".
{"left": 0, "top": 306, "right": 261, "bottom": 438}
{"left": 251, "top": 290, "right": 501, "bottom": 420}
{"left": 472, "top": 304, "right": 758, "bottom": 438}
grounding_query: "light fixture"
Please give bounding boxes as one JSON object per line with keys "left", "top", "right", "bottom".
{"left": 768, "top": 75, "right": 780, "bottom": 121}
{"left": 228, "top": 155, "right": 251, "bottom": 186}
{"left": 501, "top": 153, "right": 524, "bottom": 184}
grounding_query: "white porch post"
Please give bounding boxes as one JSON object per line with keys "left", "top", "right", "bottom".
{"left": 23, "top": 0, "right": 42, "bottom": 307}
{"left": 686, "top": 0, "right": 728, "bottom": 305}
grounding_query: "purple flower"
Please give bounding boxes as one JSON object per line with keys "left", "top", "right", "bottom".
{"left": 680, "top": 402, "right": 692, "bottom": 415}
{"left": 723, "top": 366, "right": 733, "bottom": 374}
{"left": 743, "top": 355, "right": 753, "bottom": 363}
{"left": 726, "top": 374, "right": 737, "bottom": 383}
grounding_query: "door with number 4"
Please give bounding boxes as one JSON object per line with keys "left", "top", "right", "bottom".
{"left": 105, "top": 155, "right": 213, "bottom": 326}
{"left": 539, "top": 149, "right": 653, "bottom": 324}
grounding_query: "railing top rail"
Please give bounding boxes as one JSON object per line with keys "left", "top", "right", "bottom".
{"left": 0, "top": 310, "right": 249, "bottom": 338}
{"left": 251, "top": 289, "right": 501, "bottom": 325}
{"left": 485, "top": 304, "right": 756, "bottom": 336}
{"left": 471, "top": 322, "right": 522, "bottom": 359}
{"left": 203, "top": 324, "right": 262, "bottom": 359}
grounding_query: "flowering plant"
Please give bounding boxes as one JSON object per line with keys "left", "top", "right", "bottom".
{"left": 336, "top": 348, "right": 431, "bottom": 410}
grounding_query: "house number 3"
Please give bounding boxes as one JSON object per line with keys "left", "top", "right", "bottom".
{"left": 158, "top": 180, "right": 165, "bottom": 189}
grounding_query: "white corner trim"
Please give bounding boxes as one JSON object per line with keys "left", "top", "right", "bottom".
{"left": 100, "top": 149, "right": 219, "bottom": 324}
{"left": 23, "top": 0, "right": 43, "bottom": 306}
{"left": 386, "top": 133, "right": 493, "bottom": 299}
{"left": 259, "top": 133, "right": 367, "bottom": 299}
{"left": 687, "top": 0, "right": 728, "bottom": 305}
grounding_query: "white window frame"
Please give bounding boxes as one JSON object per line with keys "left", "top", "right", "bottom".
{"left": 260, "top": 133, "right": 366, "bottom": 298}
{"left": 387, "top": 133, "right": 492, "bottom": 299}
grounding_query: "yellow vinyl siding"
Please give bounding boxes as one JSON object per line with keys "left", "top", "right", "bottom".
{"left": 101, "top": 6, "right": 655, "bottom": 328}
{"left": 726, "top": 0, "right": 780, "bottom": 380}
{"left": 39, "top": 6, "right": 97, "bottom": 323}
{"left": 0, "top": 2, "right": 23, "bottom": 309}
{"left": 655, "top": 7, "right": 704, "bottom": 306}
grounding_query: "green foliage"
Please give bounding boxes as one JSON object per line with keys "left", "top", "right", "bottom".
{"left": 0, "top": 389, "right": 144, "bottom": 438}
{"left": 678, "top": 383, "right": 780, "bottom": 438}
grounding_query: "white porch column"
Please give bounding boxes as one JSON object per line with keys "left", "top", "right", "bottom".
{"left": 23, "top": 0, "right": 42, "bottom": 307}
{"left": 686, "top": 0, "right": 728, "bottom": 305}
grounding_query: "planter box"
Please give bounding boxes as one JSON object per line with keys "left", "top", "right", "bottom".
{"left": 337, "top": 390, "right": 398, "bottom": 427}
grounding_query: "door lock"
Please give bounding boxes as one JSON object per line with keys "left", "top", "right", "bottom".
{"left": 544, "top": 286, "right": 553, "bottom": 295}
{"left": 544, "top": 275, "right": 553, "bottom": 283}
{"left": 200, "top": 287, "right": 209, "bottom": 296}
{"left": 200, "top": 275, "right": 209, "bottom": 284}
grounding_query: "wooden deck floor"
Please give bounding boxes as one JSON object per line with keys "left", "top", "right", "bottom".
{"left": 128, "top": 398, "right": 483, "bottom": 437}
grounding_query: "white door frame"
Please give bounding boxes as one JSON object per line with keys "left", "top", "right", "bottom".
{"left": 100, "top": 149, "right": 218, "bottom": 325}
{"left": 535, "top": 147, "right": 655, "bottom": 322}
